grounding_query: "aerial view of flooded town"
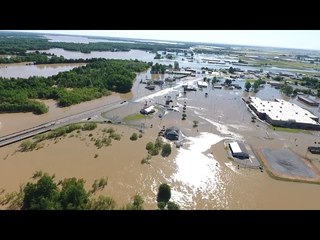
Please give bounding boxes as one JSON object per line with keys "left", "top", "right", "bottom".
{"left": 1, "top": 30, "right": 320, "bottom": 210}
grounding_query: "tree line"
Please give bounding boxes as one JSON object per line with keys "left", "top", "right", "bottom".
{"left": 0, "top": 51, "right": 98, "bottom": 65}
{"left": 0, "top": 33, "right": 191, "bottom": 55}
{"left": 0, "top": 171, "right": 180, "bottom": 210}
{"left": 0, "top": 59, "right": 150, "bottom": 114}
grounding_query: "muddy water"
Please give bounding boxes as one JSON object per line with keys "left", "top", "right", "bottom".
{"left": 31, "top": 49, "right": 155, "bottom": 61}
{"left": 1, "top": 72, "right": 320, "bottom": 209}
{"left": 0, "top": 124, "right": 175, "bottom": 210}
{"left": 0, "top": 63, "right": 86, "bottom": 78}
{"left": 0, "top": 92, "right": 130, "bottom": 137}
{"left": 101, "top": 77, "right": 320, "bottom": 209}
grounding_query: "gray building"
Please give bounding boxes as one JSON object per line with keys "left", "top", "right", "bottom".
{"left": 164, "top": 126, "right": 180, "bottom": 141}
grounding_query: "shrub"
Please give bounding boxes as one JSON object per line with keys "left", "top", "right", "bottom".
{"left": 82, "top": 122, "right": 97, "bottom": 131}
{"left": 146, "top": 142, "right": 154, "bottom": 151}
{"left": 150, "top": 147, "right": 159, "bottom": 156}
{"left": 161, "top": 143, "right": 172, "bottom": 157}
{"left": 130, "top": 133, "right": 138, "bottom": 141}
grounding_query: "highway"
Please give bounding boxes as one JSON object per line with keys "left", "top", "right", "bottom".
{"left": 0, "top": 75, "right": 204, "bottom": 148}
{"left": 0, "top": 100, "right": 128, "bottom": 148}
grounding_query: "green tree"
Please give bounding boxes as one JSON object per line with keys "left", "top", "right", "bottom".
{"left": 193, "top": 120, "right": 199, "bottom": 127}
{"left": 174, "top": 61, "right": 179, "bottom": 70}
{"left": 245, "top": 81, "right": 251, "bottom": 91}
{"left": 125, "top": 194, "right": 144, "bottom": 210}
{"left": 167, "top": 201, "right": 180, "bottom": 210}
{"left": 157, "top": 202, "right": 166, "bottom": 210}
{"left": 22, "top": 174, "right": 60, "bottom": 210}
{"left": 161, "top": 143, "right": 172, "bottom": 157}
{"left": 59, "top": 177, "right": 89, "bottom": 210}
{"left": 212, "top": 76, "right": 217, "bottom": 84}
{"left": 228, "top": 67, "right": 235, "bottom": 74}
{"left": 225, "top": 79, "right": 232, "bottom": 85}
{"left": 146, "top": 142, "right": 154, "bottom": 151}
{"left": 252, "top": 81, "right": 260, "bottom": 92}
{"left": 281, "top": 84, "right": 293, "bottom": 95}
{"left": 88, "top": 196, "right": 116, "bottom": 210}
{"left": 130, "top": 133, "right": 138, "bottom": 141}
{"left": 157, "top": 183, "right": 171, "bottom": 203}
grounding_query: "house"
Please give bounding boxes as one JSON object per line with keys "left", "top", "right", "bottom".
{"left": 140, "top": 106, "right": 155, "bottom": 115}
{"left": 229, "top": 142, "right": 249, "bottom": 159}
{"left": 164, "top": 126, "right": 180, "bottom": 141}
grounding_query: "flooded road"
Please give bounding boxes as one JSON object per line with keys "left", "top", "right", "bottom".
{"left": 1, "top": 42, "right": 320, "bottom": 209}
{"left": 0, "top": 92, "right": 131, "bottom": 137}
{"left": 100, "top": 76, "right": 320, "bottom": 209}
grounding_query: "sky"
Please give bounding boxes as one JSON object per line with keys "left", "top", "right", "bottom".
{"left": 11, "top": 30, "right": 320, "bottom": 50}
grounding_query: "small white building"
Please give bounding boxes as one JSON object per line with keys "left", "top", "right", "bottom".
{"left": 229, "top": 142, "right": 249, "bottom": 159}
{"left": 197, "top": 81, "right": 208, "bottom": 88}
{"left": 140, "top": 105, "right": 155, "bottom": 115}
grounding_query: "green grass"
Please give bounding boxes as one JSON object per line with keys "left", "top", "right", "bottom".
{"left": 269, "top": 126, "right": 312, "bottom": 134}
{"left": 123, "top": 113, "right": 147, "bottom": 121}
{"left": 245, "top": 79, "right": 258, "bottom": 83}
{"left": 252, "top": 59, "right": 320, "bottom": 70}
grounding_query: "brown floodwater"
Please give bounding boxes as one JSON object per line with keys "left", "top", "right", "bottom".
{"left": 0, "top": 63, "right": 86, "bottom": 78}
{"left": 0, "top": 92, "right": 130, "bottom": 137}
{"left": 99, "top": 76, "right": 320, "bottom": 209}
{"left": 29, "top": 49, "right": 156, "bottom": 61}
{"left": 1, "top": 67, "right": 320, "bottom": 209}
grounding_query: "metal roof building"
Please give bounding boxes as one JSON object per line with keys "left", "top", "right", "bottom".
{"left": 248, "top": 97, "right": 320, "bottom": 130}
{"left": 229, "top": 142, "right": 249, "bottom": 159}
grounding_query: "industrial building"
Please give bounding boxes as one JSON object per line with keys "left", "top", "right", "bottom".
{"left": 248, "top": 97, "right": 320, "bottom": 130}
{"left": 297, "top": 95, "right": 319, "bottom": 107}
{"left": 229, "top": 141, "right": 249, "bottom": 159}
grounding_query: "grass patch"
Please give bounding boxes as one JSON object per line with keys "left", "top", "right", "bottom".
{"left": 270, "top": 126, "right": 312, "bottom": 134}
{"left": 253, "top": 59, "right": 319, "bottom": 70}
{"left": 123, "top": 113, "right": 146, "bottom": 121}
{"left": 244, "top": 79, "right": 257, "bottom": 83}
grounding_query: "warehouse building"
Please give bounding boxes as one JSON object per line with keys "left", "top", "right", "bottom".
{"left": 248, "top": 97, "right": 320, "bottom": 130}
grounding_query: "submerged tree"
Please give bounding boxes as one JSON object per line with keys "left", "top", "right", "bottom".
{"left": 193, "top": 120, "right": 199, "bottom": 128}
{"left": 161, "top": 143, "right": 172, "bottom": 157}
{"left": 125, "top": 194, "right": 144, "bottom": 210}
{"left": 157, "top": 183, "right": 171, "bottom": 203}
{"left": 245, "top": 81, "right": 252, "bottom": 91}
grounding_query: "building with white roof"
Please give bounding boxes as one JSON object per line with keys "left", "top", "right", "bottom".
{"left": 229, "top": 141, "right": 250, "bottom": 159}
{"left": 140, "top": 105, "right": 155, "bottom": 115}
{"left": 197, "top": 81, "right": 208, "bottom": 88}
{"left": 248, "top": 97, "right": 320, "bottom": 130}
